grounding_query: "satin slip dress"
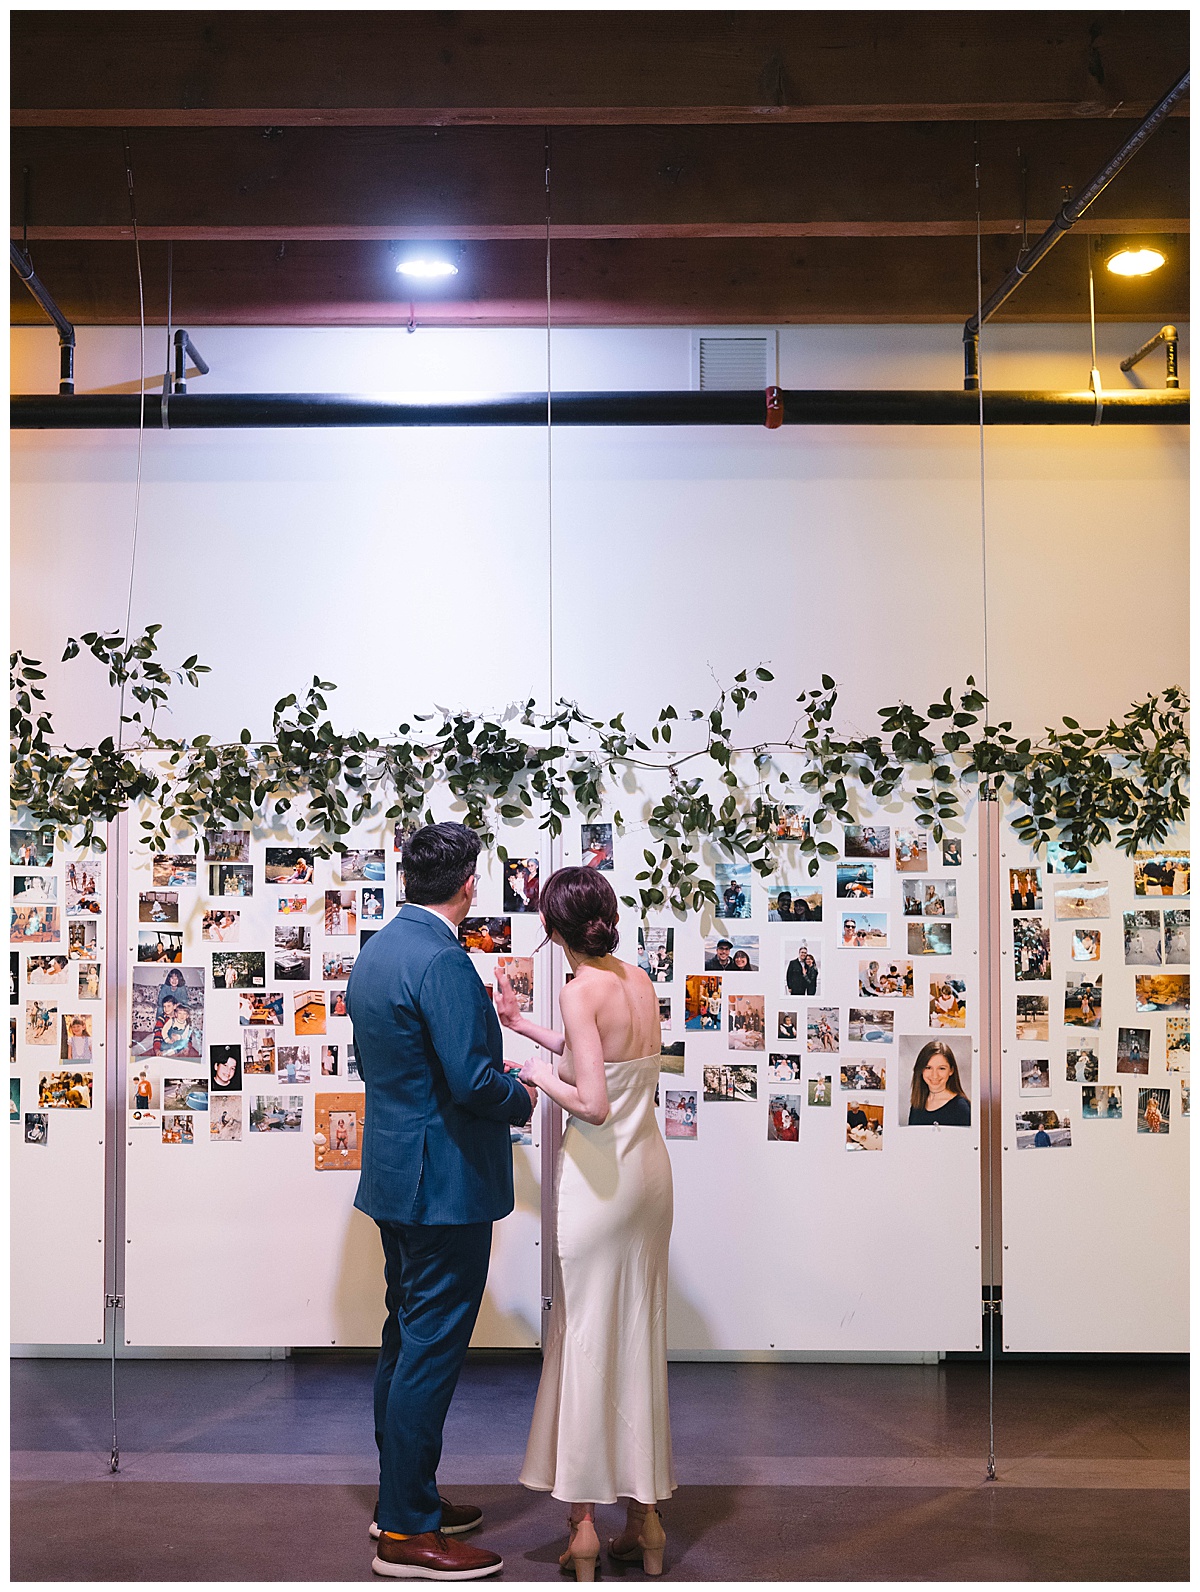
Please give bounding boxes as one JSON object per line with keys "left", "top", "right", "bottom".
{"left": 520, "top": 1050, "right": 677, "bottom": 1505}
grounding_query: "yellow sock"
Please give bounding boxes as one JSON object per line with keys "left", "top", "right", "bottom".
{"left": 383, "top": 1532, "right": 413, "bottom": 1541}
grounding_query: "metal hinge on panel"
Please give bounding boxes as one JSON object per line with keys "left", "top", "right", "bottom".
{"left": 105, "top": 1294, "right": 125, "bottom": 1310}
{"left": 983, "top": 1298, "right": 1002, "bottom": 1317}
{"left": 542, "top": 1296, "right": 553, "bottom": 1312}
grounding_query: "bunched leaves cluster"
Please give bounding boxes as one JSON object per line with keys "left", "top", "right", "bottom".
{"left": 10, "top": 629, "right": 1189, "bottom": 914}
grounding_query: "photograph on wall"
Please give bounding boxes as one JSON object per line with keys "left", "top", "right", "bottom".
{"left": 1053, "top": 879, "right": 1110, "bottom": 920}
{"left": 265, "top": 847, "right": 315, "bottom": 885}
{"left": 324, "top": 950, "right": 356, "bottom": 982}
{"left": 844, "top": 825, "right": 890, "bottom": 860}
{"left": 1182, "top": 1079, "right": 1191, "bottom": 1117}
{"left": 131, "top": 966, "right": 204, "bottom": 1057}
{"left": 894, "top": 829, "right": 928, "bottom": 873}
{"left": 9, "top": 950, "right": 16, "bottom": 1004}
{"left": 1164, "top": 909, "right": 1190, "bottom": 965}
{"left": 11, "top": 904, "right": 61, "bottom": 943}
{"left": 1015, "top": 994, "right": 1049, "bottom": 1042}
{"left": 929, "top": 978, "right": 967, "bottom": 1029}
{"left": 139, "top": 891, "right": 178, "bottom": 924}
{"left": 1009, "top": 868, "right": 1042, "bottom": 911}
{"left": 836, "top": 862, "right": 874, "bottom": 899}
{"left": 25, "top": 1000, "right": 57, "bottom": 1045}
{"left": 9, "top": 1078, "right": 18, "bottom": 1122}
{"left": 208, "top": 863, "right": 252, "bottom": 898}
{"left": 24, "top": 1113, "right": 49, "bottom": 1145}
{"left": 659, "top": 1041, "right": 685, "bottom": 1075}
{"left": 394, "top": 865, "right": 408, "bottom": 904}
{"left": 243, "top": 1029, "right": 276, "bottom": 1073}
{"left": 941, "top": 839, "right": 963, "bottom": 867}
{"left": 277, "top": 898, "right": 308, "bottom": 919}
{"left": 1065, "top": 1048, "right": 1098, "bottom": 1083}
{"left": 361, "top": 887, "right": 384, "bottom": 923}
{"left": 684, "top": 975, "right": 722, "bottom": 1031}
{"left": 727, "top": 993, "right": 765, "bottom": 1051}
{"left": 162, "top": 1113, "right": 194, "bottom": 1145}
{"left": 1081, "top": 1085, "right": 1122, "bottom": 1120}
{"left": 360, "top": 929, "right": 378, "bottom": 949}
{"left": 1071, "top": 928, "right": 1101, "bottom": 962}
{"left": 767, "top": 885, "right": 821, "bottom": 922}
{"left": 324, "top": 890, "right": 358, "bottom": 936}
{"left": 163, "top": 1077, "right": 209, "bottom": 1112}
{"left": 1116, "top": 1026, "right": 1151, "bottom": 1074}
{"left": 60, "top": 1013, "right": 92, "bottom": 1062}
{"left": 638, "top": 926, "right": 674, "bottom": 983}
{"left": 581, "top": 824, "right": 614, "bottom": 870}
{"left": 68, "top": 922, "right": 97, "bottom": 960}
{"left": 212, "top": 951, "right": 266, "bottom": 990}
{"left": 899, "top": 1034, "right": 972, "bottom": 1126}
{"left": 211, "top": 1097, "right": 243, "bottom": 1141}
{"left": 908, "top": 921, "right": 952, "bottom": 956}
{"left": 777, "top": 1010, "right": 797, "bottom": 1040}
{"left": 1133, "top": 852, "right": 1190, "bottom": 897}
{"left": 846, "top": 1100, "right": 883, "bottom": 1150}
{"left": 250, "top": 1095, "right": 304, "bottom": 1133}
{"left": 767, "top": 1053, "right": 801, "bottom": 1081}
{"left": 276, "top": 1044, "right": 310, "bottom": 1083}
{"left": 502, "top": 857, "right": 540, "bottom": 913}
{"left": 321, "top": 1045, "right": 339, "bottom": 1075}
{"left": 129, "top": 1070, "right": 155, "bottom": 1112}
{"left": 153, "top": 855, "right": 198, "bottom": 888}
{"left": 339, "top": 849, "right": 384, "bottom": 883}
{"left": 664, "top": 1090, "right": 697, "bottom": 1139}
{"left": 840, "top": 912, "right": 888, "bottom": 949}
{"left": 658, "top": 995, "right": 673, "bottom": 1030}
{"left": 11, "top": 827, "right": 55, "bottom": 868}
{"left": 840, "top": 1059, "right": 885, "bottom": 1091}
{"left": 38, "top": 1070, "right": 92, "bottom": 1108}
{"left": 1165, "top": 1016, "right": 1189, "bottom": 1073}
{"left": 330, "top": 988, "right": 349, "bottom": 1017}
{"left": 767, "top": 1093, "right": 801, "bottom": 1142}
{"left": 78, "top": 962, "right": 102, "bottom": 1002}
{"left": 137, "top": 929, "right": 183, "bottom": 963}
{"left": 703, "top": 1064, "right": 757, "bottom": 1102}
{"left": 27, "top": 955, "right": 69, "bottom": 985}
{"left": 1137, "top": 1087, "right": 1171, "bottom": 1134}
{"left": 210, "top": 1044, "right": 242, "bottom": 1093}
{"left": 847, "top": 1006, "right": 894, "bottom": 1043}
{"left": 1063, "top": 975, "right": 1102, "bottom": 1028}
{"left": 458, "top": 917, "right": 510, "bottom": 953}
{"left": 1019, "top": 1057, "right": 1051, "bottom": 1096}
{"left": 783, "top": 940, "right": 821, "bottom": 997}
{"left": 202, "top": 908, "right": 240, "bottom": 943}
{"left": 273, "top": 924, "right": 312, "bottom": 982}
{"left": 294, "top": 989, "right": 327, "bottom": 1036}
{"left": 204, "top": 829, "right": 251, "bottom": 864}
{"left": 704, "top": 935, "right": 759, "bottom": 972}
{"left": 1013, "top": 917, "right": 1051, "bottom": 980}
{"left": 13, "top": 873, "right": 57, "bottom": 904}
{"left": 774, "top": 808, "right": 810, "bottom": 841}
{"left": 808, "top": 1073, "right": 832, "bottom": 1106}
{"left": 858, "top": 959, "right": 913, "bottom": 998}
{"left": 806, "top": 1007, "right": 839, "bottom": 1052}
{"left": 1043, "top": 843, "right": 1085, "bottom": 874}
{"left": 314, "top": 1094, "right": 364, "bottom": 1169}
{"left": 1134, "top": 974, "right": 1189, "bottom": 1013}
{"left": 496, "top": 956, "right": 534, "bottom": 1013}
{"left": 64, "top": 857, "right": 104, "bottom": 917}
{"left": 239, "top": 991, "right": 284, "bottom": 1027}
{"left": 1015, "top": 1110, "right": 1071, "bottom": 1149}
{"left": 714, "top": 863, "right": 752, "bottom": 920}
{"left": 902, "top": 879, "right": 957, "bottom": 918}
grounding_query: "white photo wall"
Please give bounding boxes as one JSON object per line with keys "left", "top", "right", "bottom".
{"left": 10, "top": 830, "right": 108, "bottom": 1344}
{"left": 998, "top": 823, "right": 1189, "bottom": 1352}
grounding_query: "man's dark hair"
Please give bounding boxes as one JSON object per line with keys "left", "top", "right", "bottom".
{"left": 402, "top": 823, "right": 481, "bottom": 905}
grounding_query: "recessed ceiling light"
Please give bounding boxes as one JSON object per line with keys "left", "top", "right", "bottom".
{"left": 1105, "top": 247, "right": 1166, "bottom": 277}
{"left": 395, "top": 257, "right": 459, "bottom": 279}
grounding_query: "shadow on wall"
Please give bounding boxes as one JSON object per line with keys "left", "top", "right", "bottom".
{"left": 332, "top": 1203, "right": 388, "bottom": 1347}
{"left": 475, "top": 1146, "right": 542, "bottom": 1348}
{"left": 667, "top": 1271, "right": 715, "bottom": 1353}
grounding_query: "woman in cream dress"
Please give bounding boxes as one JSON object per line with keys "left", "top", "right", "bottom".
{"left": 495, "top": 866, "right": 675, "bottom": 1580}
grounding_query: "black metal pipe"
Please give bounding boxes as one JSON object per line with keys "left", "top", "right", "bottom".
{"left": 9, "top": 389, "right": 1189, "bottom": 430}
{"left": 1121, "top": 325, "right": 1180, "bottom": 389}
{"left": 10, "top": 241, "right": 76, "bottom": 395}
{"left": 962, "top": 68, "right": 1189, "bottom": 389}
{"left": 172, "top": 328, "right": 211, "bottom": 394}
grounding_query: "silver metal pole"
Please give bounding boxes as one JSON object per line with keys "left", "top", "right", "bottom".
{"left": 101, "top": 808, "right": 130, "bottom": 1469}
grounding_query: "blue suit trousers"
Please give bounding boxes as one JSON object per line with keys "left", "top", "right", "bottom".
{"left": 373, "top": 1219, "right": 493, "bottom": 1534}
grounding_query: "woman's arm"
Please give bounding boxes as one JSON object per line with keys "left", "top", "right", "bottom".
{"left": 519, "top": 983, "right": 610, "bottom": 1127}
{"left": 493, "top": 967, "right": 565, "bottom": 1055}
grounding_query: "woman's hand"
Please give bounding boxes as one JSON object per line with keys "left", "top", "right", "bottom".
{"left": 518, "top": 1054, "right": 551, "bottom": 1090}
{"left": 494, "top": 967, "right": 523, "bottom": 1030}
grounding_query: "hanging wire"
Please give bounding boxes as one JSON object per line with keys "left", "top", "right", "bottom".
{"left": 544, "top": 129, "right": 554, "bottom": 717}
{"left": 162, "top": 242, "right": 173, "bottom": 397}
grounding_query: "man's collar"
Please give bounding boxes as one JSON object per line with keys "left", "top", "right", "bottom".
{"left": 401, "top": 901, "right": 460, "bottom": 938}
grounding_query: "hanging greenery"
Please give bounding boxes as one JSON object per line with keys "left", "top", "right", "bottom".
{"left": 10, "top": 627, "right": 1189, "bottom": 915}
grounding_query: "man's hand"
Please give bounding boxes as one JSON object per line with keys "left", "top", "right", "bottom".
{"left": 505, "top": 1061, "right": 538, "bottom": 1116}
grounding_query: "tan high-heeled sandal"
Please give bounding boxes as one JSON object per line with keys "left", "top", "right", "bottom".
{"left": 608, "top": 1505, "right": 666, "bottom": 1577}
{"left": 559, "top": 1514, "right": 600, "bottom": 1581}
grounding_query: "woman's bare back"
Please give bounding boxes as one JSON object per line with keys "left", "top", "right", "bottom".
{"left": 559, "top": 958, "right": 661, "bottom": 1083}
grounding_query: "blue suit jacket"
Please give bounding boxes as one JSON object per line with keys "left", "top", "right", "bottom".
{"left": 348, "top": 903, "right": 533, "bottom": 1226}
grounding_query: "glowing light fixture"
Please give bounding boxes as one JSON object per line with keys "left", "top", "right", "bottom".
{"left": 395, "top": 256, "right": 459, "bottom": 279}
{"left": 1105, "top": 246, "right": 1166, "bottom": 277}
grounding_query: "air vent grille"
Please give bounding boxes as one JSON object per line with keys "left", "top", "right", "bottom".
{"left": 697, "top": 335, "right": 771, "bottom": 391}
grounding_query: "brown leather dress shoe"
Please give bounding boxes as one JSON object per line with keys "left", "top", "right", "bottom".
{"left": 371, "top": 1498, "right": 484, "bottom": 1539}
{"left": 372, "top": 1529, "right": 502, "bottom": 1580}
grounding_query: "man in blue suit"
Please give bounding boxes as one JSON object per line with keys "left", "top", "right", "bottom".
{"left": 348, "top": 822, "right": 535, "bottom": 1580}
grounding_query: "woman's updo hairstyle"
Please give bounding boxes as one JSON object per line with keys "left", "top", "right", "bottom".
{"left": 539, "top": 866, "right": 620, "bottom": 958}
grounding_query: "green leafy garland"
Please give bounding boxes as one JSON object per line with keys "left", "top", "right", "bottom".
{"left": 10, "top": 627, "right": 1189, "bottom": 914}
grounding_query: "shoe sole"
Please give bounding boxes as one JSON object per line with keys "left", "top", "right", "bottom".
{"left": 371, "top": 1555, "right": 503, "bottom": 1580}
{"left": 370, "top": 1520, "right": 482, "bottom": 1540}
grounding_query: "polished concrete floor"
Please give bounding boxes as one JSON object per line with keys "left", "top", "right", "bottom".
{"left": 11, "top": 1352, "right": 1189, "bottom": 1581}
